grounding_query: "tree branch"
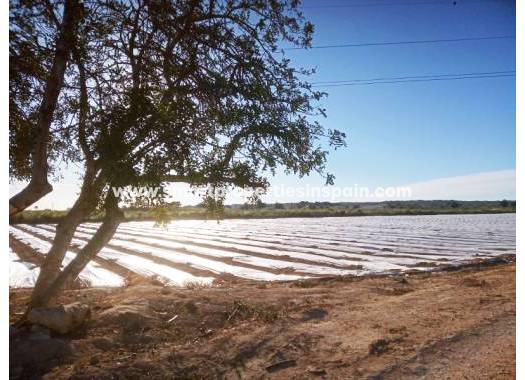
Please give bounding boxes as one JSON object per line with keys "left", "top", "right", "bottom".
{"left": 9, "top": 0, "right": 83, "bottom": 216}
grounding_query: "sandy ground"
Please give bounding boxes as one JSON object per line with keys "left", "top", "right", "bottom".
{"left": 10, "top": 261, "right": 515, "bottom": 379}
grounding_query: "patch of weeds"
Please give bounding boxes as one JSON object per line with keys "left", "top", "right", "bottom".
{"left": 369, "top": 335, "right": 405, "bottom": 356}
{"left": 184, "top": 301, "right": 199, "bottom": 315}
{"left": 461, "top": 278, "right": 489, "bottom": 287}
{"left": 184, "top": 280, "right": 211, "bottom": 290}
{"left": 373, "top": 285, "right": 413, "bottom": 296}
{"left": 292, "top": 280, "right": 319, "bottom": 288}
{"left": 301, "top": 308, "right": 328, "bottom": 322}
{"left": 369, "top": 339, "right": 390, "bottom": 355}
{"left": 226, "top": 300, "right": 280, "bottom": 324}
{"left": 124, "top": 274, "right": 163, "bottom": 287}
{"left": 388, "top": 326, "right": 407, "bottom": 335}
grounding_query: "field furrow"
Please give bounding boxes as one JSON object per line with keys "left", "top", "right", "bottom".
{"left": 10, "top": 227, "right": 125, "bottom": 287}
{"left": 9, "top": 213, "right": 516, "bottom": 288}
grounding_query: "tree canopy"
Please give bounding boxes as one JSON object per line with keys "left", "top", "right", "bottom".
{"left": 11, "top": 0, "right": 346, "bottom": 200}
{"left": 9, "top": 0, "right": 346, "bottom": 308}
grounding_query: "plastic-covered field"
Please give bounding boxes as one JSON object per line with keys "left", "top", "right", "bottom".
{"left": 9, "top": 248, "right": 39, "bottom": 288}
{"left": 9, "top": 213, "right": 515, "bottom": 288}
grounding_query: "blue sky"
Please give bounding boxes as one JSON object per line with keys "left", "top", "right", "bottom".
{"left": 287, "top": 0, "right": 516, "bottom": 182}
{"left": 9, "top": 0, "right": 516, "bottom": 208}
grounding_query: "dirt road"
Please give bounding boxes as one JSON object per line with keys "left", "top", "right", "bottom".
{"left": 10, "top": 262, "right": 515, "bottom": 379}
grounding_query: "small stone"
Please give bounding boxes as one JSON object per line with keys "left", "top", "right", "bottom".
{"left": 308, "top": 366, "right": 327, "bottom": 376}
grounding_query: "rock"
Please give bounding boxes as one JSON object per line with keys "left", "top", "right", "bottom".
{"left": 10, "top": 338, "right": 73, "bottom": 376}
{"left": 29, "top": 324, "right": 51, "bottom": 341}
{"left": 9, "top": 325, "right": 18, "bottom": 339}
{"left": 9, "top": 366, "right": 23, "bottom": 379}
{"left": 97, "top": 303, "right": 154, "bottom": 332}
{"left": 28, "top": 302, "right": 91, "bottom": 334}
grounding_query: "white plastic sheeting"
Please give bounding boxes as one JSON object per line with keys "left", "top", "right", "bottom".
{"left": 9, "top": 227, "right": 125, "bottom": 287}
{"left": 9, "top": 248, "right": 40, "bottom": 288}
{"left": 9, "top": 213, "right": 515, "bottom": 287}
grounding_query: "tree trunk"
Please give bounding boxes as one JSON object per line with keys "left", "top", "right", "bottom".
{"left": 9, "top": 0, "right": 83, "bottom": 216}
{"left": 29, "top": 167, "right": 104, "bottom": 308}
{"left": 9, "top": 179, "right": 53, "bottom": 216}
{"left": 33, "top": 192, "right": 123, "bottom": 308}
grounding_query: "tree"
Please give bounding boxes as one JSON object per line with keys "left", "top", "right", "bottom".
{"left": 11, "top": 0, "right": 346, "bottom": 310}
{"left": 273, "top": 202, "right": 285, "bottom": 209}
{"left": 500, "top": 199, "right": 509, "bottom": 208}
{"left": 449, "top": 200, "right": 460, "bottom": 209}
{"left": 10, "top": 0, "right": 84, "bottom": 216}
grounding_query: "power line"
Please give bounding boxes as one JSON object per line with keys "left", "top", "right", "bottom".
{"left": 285, "top": 35, "right": 515, "bottom": 50}
{"left": 311, "top": 71, "right": 515, "bottom": 87}
{"left": 311, "top": 70, "right": 516, "bottom": 84}
{"left": 302, "top": 0, "right": 500, "bottom": 9}
{"left": 313, "top": 73, "right": 515, "bottom": 87}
